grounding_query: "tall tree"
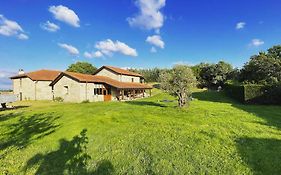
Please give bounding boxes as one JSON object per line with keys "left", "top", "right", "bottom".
{"left": 240, "top": 53, "right": 281, "bottom": 84}
{"left": 267, "top": 45, "right": 281, "bottom": 60}
{"left": 67, "top": 62, "right": 97, "bottom": 75}
{"left": 159, "top": 65, "right": 197, "bottom": 108}
{"left": 198, "top": 61, "right": 233, "bottom": 88}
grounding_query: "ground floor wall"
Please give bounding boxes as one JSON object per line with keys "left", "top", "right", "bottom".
{"left": 13, "top": 76, "right": 151, "bottom": 102}
{"left": 13, "top": 78, "right": 53, "bottom": 101}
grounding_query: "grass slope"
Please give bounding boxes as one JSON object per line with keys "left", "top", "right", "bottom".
{"left": 0, "top": 90, "right": 281, "bottom": 174}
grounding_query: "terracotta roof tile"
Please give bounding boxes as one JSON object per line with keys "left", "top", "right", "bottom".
{"left": 93, "top": 75, "right": 152, "bottom": 89}
{"left": 10, "top": 70, "right": 61, "bottom": 81}
{"left": 59, "top": 71, "right": 152, "bottom": 89}
{"left": 64, "top": 71, "right": 96, "bottom": 82}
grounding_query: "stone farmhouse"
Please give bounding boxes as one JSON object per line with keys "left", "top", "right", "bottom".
{"left": 10, "top": 66, "right": 152, "bottom": 102}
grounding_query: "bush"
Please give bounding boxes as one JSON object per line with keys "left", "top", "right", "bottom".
{"left": 81, "top": 100, "right": 90, "bottom": 103}
{"left": 225, "top": 84, "right": 281, "bottom": 104}
{"left": 224, "top": 84, "right": 244, "bottom": 102}
{"left": 54, "top": 97, "right": 64, "bottom": 102}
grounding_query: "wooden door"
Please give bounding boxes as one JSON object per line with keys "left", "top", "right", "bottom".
{"left": 103, "top": 86, "right": 112, "bottom": 102}
{"left": 104, "top": 95, "right": 111, "bottom": 101}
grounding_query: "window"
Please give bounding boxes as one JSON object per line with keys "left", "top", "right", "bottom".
{"left": 132, "top": 78, "right": 134, "bottom": 82}
{"left": 94, "top": 88, "right": 103, "bottom": 95}
{"left": 64, "top": 85, "right": 69, "bottom": 95}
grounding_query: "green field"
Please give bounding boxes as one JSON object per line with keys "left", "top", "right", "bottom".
{"left": 0, "top": 89, "right": 281, "bottom": 174}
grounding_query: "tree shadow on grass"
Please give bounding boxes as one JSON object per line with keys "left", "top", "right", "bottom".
{"left": 24, "top": 129, "right": 114, "bottom": 175}
{"left": 0, "top": 112, "right": 60, "bottom": 151}
{"left": 0, "top": 112, "right": 23, "bottom": 122}
{"left": 236, "top": 137, "right": 281, "bottom": 174}
{"left": 192, "top": 90, "right": 237, "bottom": 104}
{"left": 193, "top": 90, "right": 281, "bottom": 130}
{"left": 233, "top": 104, "right": 281, "bottom": 130}
{"left": 125, "top": 101, "right": 167, "bottom": 108}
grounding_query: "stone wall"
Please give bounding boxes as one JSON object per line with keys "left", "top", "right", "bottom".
{"left": 12, "top": 78, "right": 53, "bottom": 100}
{"left": 96, "top": 68, "right": 141, "bottom": 83}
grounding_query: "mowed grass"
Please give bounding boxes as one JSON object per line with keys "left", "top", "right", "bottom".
{"left": 0, "top": 89, "right": 281, "bottom": 174}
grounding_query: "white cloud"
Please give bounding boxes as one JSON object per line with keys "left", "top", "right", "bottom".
{"left": 17, "top": 33, "right": 29, "bottom": 40}
{"left": 58, "top": 43, "right": 79, "bottom": 55}
{"left": 41, "top": 21, "right": 60, "bottom": 32}
{"left": 146, "top": 35, "right": 164, "bottom": 49}
{"left": 236, "top": 22, "right": 246, "bottom": 30}
{"left": 84, "top": 52, "right": 92, "bottom": 58}
{"left": 83, "top": 51, "right": 103, "bottom": 58}
{"left": 95, "top": 39, "right": 138, "bottom": 57}
{"left": 150, "top": 47, "right": 157, "bottom": 53}
{"left": 250, "top": 39, "right": 264, "bottom": 47}
{"left": 0, "top": 69, "right": 16, "bottom": 90}
{"left": 49, "top": 5, "right": 80, "bottom": 27}
{"left": 127, "top": 0, "right": 166, "bottom": 31}
{"left": 0, "top": 15, "right": 28, "bottom": 40}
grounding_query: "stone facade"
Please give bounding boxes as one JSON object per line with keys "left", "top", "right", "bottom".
{"left": 52, "top": 75, "right": 119, "bottom": 102}
{"left": 95, "top": 68, "right": 141, "bottom": 83}
{"left": 12, "top": 77, "right": 53, "bottom": 100}
{"left": 11, "top": 66, "right": 151, "bottom": 103}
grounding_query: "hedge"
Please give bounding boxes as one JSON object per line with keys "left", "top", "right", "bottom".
{"left": 225, "top": 84, "right": 281, "bottom": 105}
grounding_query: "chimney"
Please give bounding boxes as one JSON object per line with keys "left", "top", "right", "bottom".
{"left": 18, "top": 69, "right": 25, "bottom": 75}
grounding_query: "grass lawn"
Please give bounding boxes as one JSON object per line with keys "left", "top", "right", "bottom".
{"left": 0, "top": 89, "right": 281, "bottom": 174}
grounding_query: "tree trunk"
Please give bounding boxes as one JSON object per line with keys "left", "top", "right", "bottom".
{"left": 178, "top": 95, "right": 184, "bottom": 108}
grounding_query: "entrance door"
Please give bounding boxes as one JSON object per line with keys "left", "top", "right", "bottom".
{"left": 104, "top": 94, "right": 111, "bottom": 101}
{"left": 103, "top": 86, "right": 112, "bottom": 102}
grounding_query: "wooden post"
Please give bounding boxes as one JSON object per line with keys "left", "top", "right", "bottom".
{"left": 122, "top": 89, "right": 124, "bottom": 100}
{"left": 142, "top": 90, "right": 145, "bottom": 97}
{"left": 133, "top": 89, "right": 135, "bottom": 99}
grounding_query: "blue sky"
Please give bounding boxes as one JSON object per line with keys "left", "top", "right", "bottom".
{"left": 0, "top": 0, "right": 281, "bottom": 89}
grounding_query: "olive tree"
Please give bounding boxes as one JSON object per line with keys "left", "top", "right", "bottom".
{"left": 159, "top": 65, "right": 197, "bottom": 108}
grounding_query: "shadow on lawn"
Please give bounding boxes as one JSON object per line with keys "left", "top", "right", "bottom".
{"left": 236, "top": 137, "right": 281, "bottom": 174}
{"left": 0, "top": 112, "right": 23, "bottom": 122}
{"left": 193, "top": 90, "right": 281, "bottom": 130}
{"left": 192, "top": 90, "right": 237, "bottom": 104}
{"left": 125, "top": 101, "right": 167, "bottom": 108}
{"left": 0, "top": 112, "right": 60, "bottom": 151}
{"left": 195, "top": 90, "right": 281, "bottom": 174}
{"left": 24, "top": 129, "right": 114, "bottom": 175}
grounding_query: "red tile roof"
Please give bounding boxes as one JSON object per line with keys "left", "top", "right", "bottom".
{"left": 93, "top": 75, "right": 152, "bottom": 89}
{"left": 94, "top": 66, "right": 143, "bottom": 77}
{"left": 10, "top": 70, "right": 61, "bottom": 81}
{"left": 63, "top": 71, "right": 97, "bottom": 83}
{"left": 51, "top": 71, "right": 152, "bottom": 89}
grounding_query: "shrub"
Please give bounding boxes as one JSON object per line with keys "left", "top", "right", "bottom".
{"left": 54, "top": 97, "right": 64, "bottom": 102}
{"left": 81, "top": 100, "right": 90, "bottom": 103}
{"left": 225, "top": 83, "right": 281, "bottom": 104}
{"left": 224, "top": 84, "right": 244, "bottom": 102}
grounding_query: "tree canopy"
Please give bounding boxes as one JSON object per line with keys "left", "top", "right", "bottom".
{"left": 160, "top": 65, "right": 197, "bottom": 108}
{"left": 66, "top": 62, "right": 97, "bottom": 75}
{"left": 193, "top": 61, "right": 233, "bottom": 88}
{"left": 240, "top": 51, "right": 281, "bottom": 84}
